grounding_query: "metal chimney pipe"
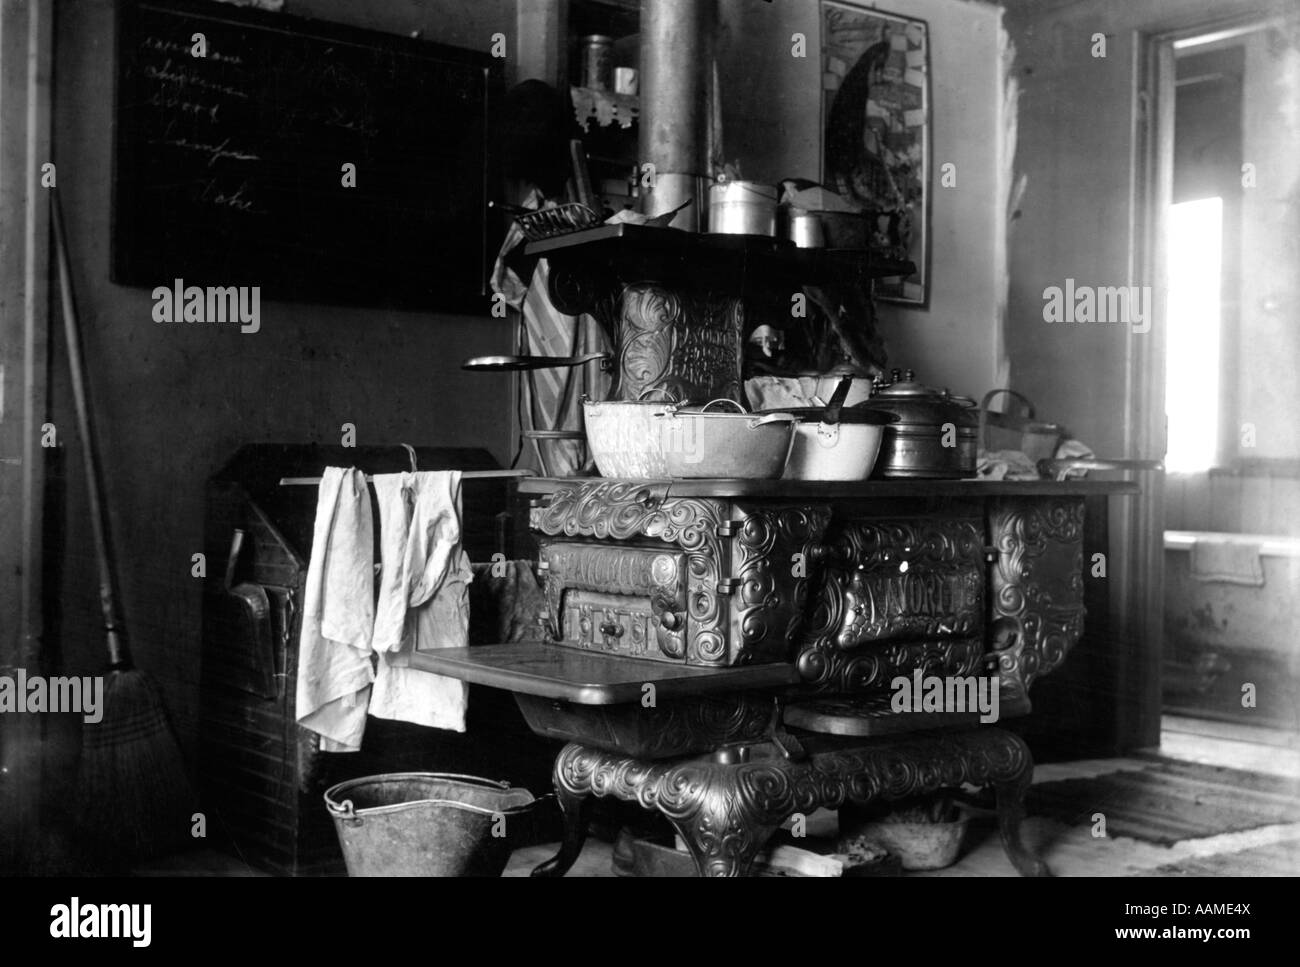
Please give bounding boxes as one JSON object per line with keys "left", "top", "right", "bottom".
{"left": 639, "top": 0, "right": 712, "bottom": 230}
{"left": 516, "top": 0, "right": 570, "bottom": 90}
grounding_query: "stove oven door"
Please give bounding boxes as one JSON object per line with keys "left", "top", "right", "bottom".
{"left": 539, "top": 541, "right": 689, "bottom": 662}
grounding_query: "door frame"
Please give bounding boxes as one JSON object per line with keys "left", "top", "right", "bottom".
{"left": 1128, "top": 10, "right": 1293, "bottom": 747}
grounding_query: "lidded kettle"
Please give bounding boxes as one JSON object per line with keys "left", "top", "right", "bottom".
{"left": 858, "top": 369, "right": 979, "bottom": 479}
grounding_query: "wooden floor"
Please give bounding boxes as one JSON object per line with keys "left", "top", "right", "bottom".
{"left": 131, "top": 716, "right": 1300, "bottom": 877}
{"left": 503, "top": 718, "right": 1300, "bottom": 878}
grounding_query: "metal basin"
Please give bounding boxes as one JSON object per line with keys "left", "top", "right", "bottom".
{"left": 324, "top": 773, "right": 535, "bottom": 877}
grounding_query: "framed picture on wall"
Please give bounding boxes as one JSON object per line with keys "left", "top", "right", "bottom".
{"left": 820, "top": 2, "right": 930, "bottom": 306}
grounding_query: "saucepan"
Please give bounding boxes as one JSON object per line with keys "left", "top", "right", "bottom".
{"left": 759, "top": 377, "right": 896, "bottom": 481}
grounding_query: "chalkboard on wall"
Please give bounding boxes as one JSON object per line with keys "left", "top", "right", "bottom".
{"left": 113, "top": 0, "right": 502, "bottom": 312}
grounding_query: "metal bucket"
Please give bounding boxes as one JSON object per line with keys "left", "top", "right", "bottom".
{"left": 324, "top": 773, "right": 536, "bottom": 877}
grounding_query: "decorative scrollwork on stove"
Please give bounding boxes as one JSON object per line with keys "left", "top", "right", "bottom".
{"left": 824, "top": 518, "right": 985, "bottom": 570}
{"left": 532, "top": 481, "right": 730, "bottom": 664}
{"left": 730, "top": 504, "right": 833, "bottom": 664}
{"left": 616, "top": 282, "right": 743, "bottom": 403}
{"left": 547, "top": 264, "right": 601, "bottom": 317}
{"left": 827, "top": 518, "right": 984, "bottom": 644}
{"left": 542, "top": 544, "right": 684, "bottom": 602}
{"left": 618, "top": 284, "right": 676, "bottom": 399}
{"left": 541, "top": 543, "right": 688, "bottom": 660}
{"left": 548, "top": 728, "right": 1037, "bottom": 876}
{"left": 987, "top": 497, "right": 1086, "bottom": 712}
{"left": 793, "top": 517, "right": 986, "bottom": 692}
{"left": 640, "top": 694, "right": 773, "bottom": 758}
{"left": 796, "top": 625, "right": 985, "bottom": 694}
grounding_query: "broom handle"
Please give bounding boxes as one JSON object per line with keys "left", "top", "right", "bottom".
{"left": 50, "top": 192, "right": 130, "bottom": 669}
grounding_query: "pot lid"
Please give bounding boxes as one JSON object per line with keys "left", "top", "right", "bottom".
{"left": 872, "top": 368, "right": 946, "bottom": 397}
{"left": 866, "top": 369, "right": 978, "bottom": 426}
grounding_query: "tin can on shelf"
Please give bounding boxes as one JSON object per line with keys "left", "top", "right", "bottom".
{"left": 707, "top": 180, "right": 778, "bottom": 236}
{"left": 580, "top": 35, "right": 614, "bottom": 91}
{"left": 614, "top": 67, "right": 638, "bottom": 96}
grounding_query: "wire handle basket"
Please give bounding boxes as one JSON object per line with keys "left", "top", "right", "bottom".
{"left": 515, "top": 202, "right": 604, "bottom": 241}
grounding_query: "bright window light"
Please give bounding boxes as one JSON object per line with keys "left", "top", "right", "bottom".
{"left": 1165, "top": 196, "right": 1223, "bottom": 473}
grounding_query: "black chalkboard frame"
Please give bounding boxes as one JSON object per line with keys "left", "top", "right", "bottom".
{"left": 111, "top": 0, "right": 504, "bottom": 314}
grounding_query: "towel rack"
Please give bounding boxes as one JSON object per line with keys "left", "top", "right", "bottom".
{"left": 278, "top": 469, "right": 534, "bottom": 487}
{"left": 276, "top": 443, "right": 535, "bottom": 487}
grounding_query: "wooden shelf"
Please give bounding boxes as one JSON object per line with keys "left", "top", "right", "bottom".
{"left": 525, "top": 222, "right": 916, "bottom": 288}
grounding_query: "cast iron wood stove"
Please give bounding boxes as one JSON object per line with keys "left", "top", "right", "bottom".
{"left": 422, "top": 228, "right": 1139, "bottom": 876}
{"left": 417, "top": 475, "right": 1135, "bottom": 877}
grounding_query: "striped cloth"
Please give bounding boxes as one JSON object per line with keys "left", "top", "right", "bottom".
{"left": 492, "top": 198, "right": 612, "bottom": 476}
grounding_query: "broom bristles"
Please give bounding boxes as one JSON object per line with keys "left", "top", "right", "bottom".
{"left": 76, "top": 669, "right": 196, "bottom": 870}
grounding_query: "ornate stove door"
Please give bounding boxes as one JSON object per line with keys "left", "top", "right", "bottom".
{"left": 539, "top": 541, "right": 690, "bottom": 662}
{"left": 794, "top": 515, "right": 988, "bottom": 693}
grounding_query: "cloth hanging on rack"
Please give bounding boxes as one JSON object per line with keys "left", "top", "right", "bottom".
{"left": 369, "top": 470, "right": 473, "bottom": 732}
{"left": 295, "top": 467, "right": 374, "bottom": 753}
{"left": 492, "top": 189, "right": 612, "bottom": 476}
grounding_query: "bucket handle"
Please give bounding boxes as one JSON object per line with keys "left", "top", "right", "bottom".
{"left": 978, "top": 388, "right": 1036, "bottom": 451}
{"left": 699, "top": 398, "right": 794, "bottom": 429}
{"left": 637, "top": 387, "right": 679, "bottom": 403}
{"left": 329, "top": 798, "right": 363, "bottom": 828}
{"left": 324, "top": 773, "right": 533, "bottom": 828}
{"left": 327, "top": 796, "right": 536, "bottom": 827}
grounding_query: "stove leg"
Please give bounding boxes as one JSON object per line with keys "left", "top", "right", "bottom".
{"left": 530, "top": 785, "right": 591, "bottom": 878}
{"left": 994, "top": 768, "right": 1050, "bottom": 877}
{"left": 667, "top": 782, "right": 779, "bottom": 878}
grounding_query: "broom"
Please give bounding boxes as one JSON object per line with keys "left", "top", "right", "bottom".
{"left": 51, "top": 193, "right": 195, "bottom": 868}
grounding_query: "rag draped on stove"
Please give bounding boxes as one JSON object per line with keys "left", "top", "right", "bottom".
{"left": 491, "top": 190, "right": 612, "bottom": 477}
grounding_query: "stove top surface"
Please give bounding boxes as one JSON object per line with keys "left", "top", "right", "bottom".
{"left": 518, "top": 476, "right": 1140, "bottom": 498}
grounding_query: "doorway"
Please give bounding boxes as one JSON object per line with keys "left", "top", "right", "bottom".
{"left": 1151, "top": 16, "right": 1300, "bottom": 738}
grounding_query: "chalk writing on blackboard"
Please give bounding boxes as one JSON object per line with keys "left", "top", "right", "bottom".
{"left": 113, "top": 0, "right": 500, "bottom": 312}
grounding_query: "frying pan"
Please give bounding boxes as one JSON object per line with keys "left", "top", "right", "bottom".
{"left": 462, "top": 352, "right": 611, "bottom": 372}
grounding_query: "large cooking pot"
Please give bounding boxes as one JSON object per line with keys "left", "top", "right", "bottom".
{"left": 859, "top": 369, "right": 979, "bottom": 479}
{"left": 583, "top": 396, "right": 796, "bottom": 479}
{"left": 657, "top": 400, "right": 795, "bottom": 478}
